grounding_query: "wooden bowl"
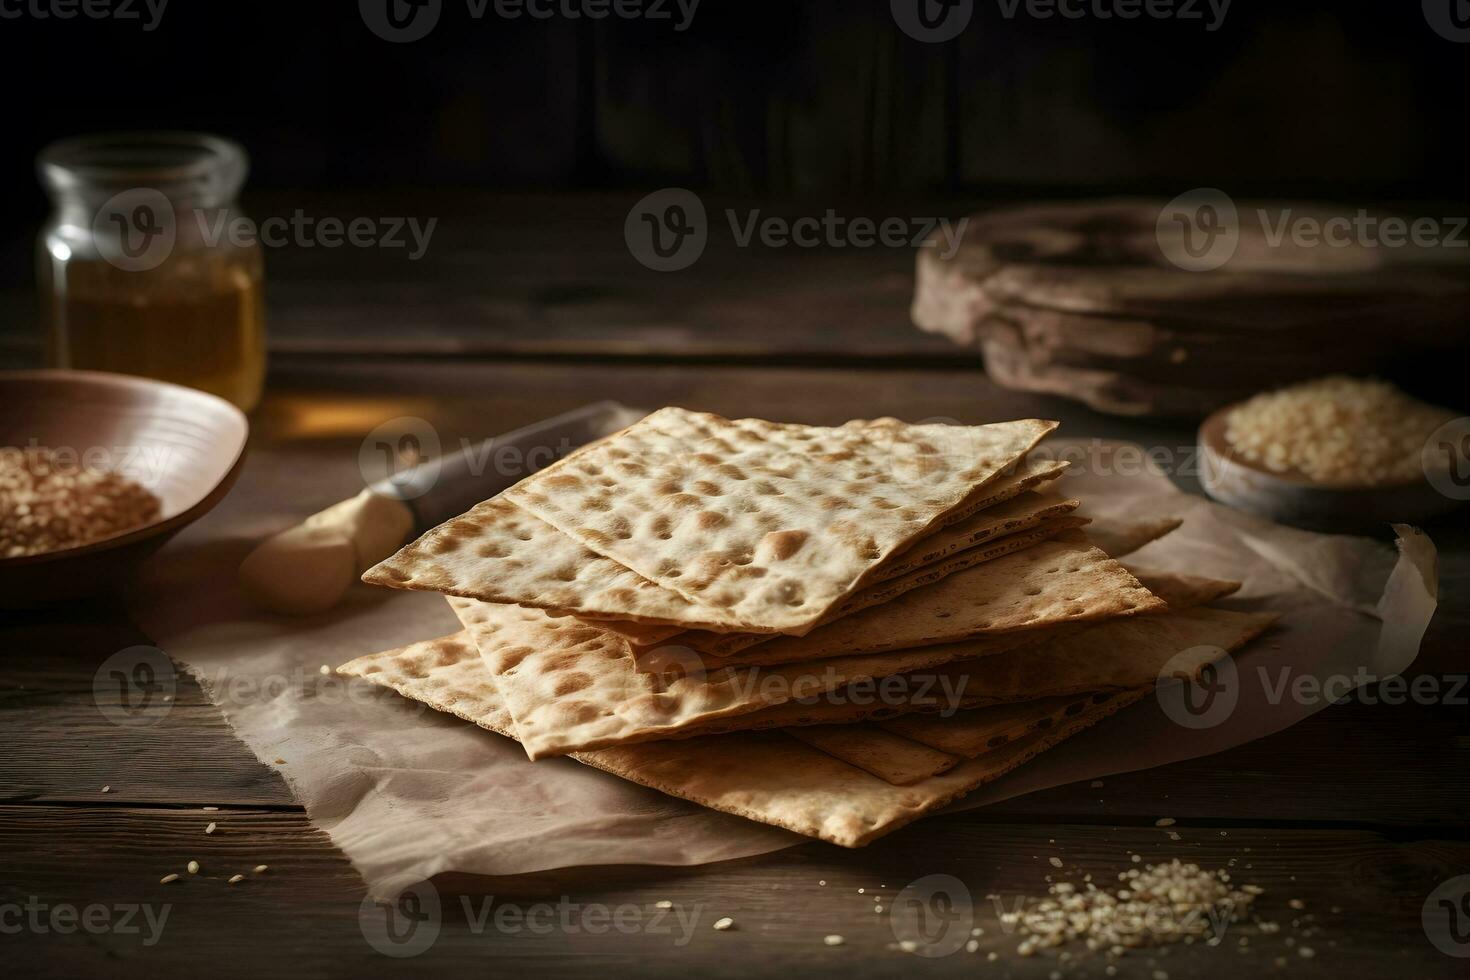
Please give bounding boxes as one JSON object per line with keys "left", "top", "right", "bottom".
{"left": 1197, "top": 403, "right": 1462, "bottom": 532}
{"left": 0, "top": 370, "right": 249, "bottom": 608}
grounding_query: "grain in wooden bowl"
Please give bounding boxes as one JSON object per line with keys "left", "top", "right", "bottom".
{"left": 0, "top": 369, "right": 249, "bottom": 607}
{"left": 1199, "top": 375, "right": 1465, "bottom": 531}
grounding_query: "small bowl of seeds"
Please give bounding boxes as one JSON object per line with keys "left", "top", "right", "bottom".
{"left": 1198, "top": 375, "right": 1465, "bottom": 531}
{"left": 0, "top": 369, "right": 248, "bottom": 607}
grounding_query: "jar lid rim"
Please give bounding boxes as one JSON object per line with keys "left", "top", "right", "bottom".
{"left": 38, "top": 131, "right": 247, "bottom": 187}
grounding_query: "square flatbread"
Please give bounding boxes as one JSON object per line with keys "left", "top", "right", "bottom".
{"left": 447, "top": 534, "right": 1156, "bottom": 758}
{"left": 916, "top": 606, "right": 1278, "bottom": 705}
{"left": 678, "top": 503, "right": 1086, "bottom": 657}
{"left": 592, "top": 500, "right": 1172, "bottom": 653}
{"left": 366, "top": 447, "right": 1066, "bottom": 638}
{"left": 445, "top": 559, "right": 1236, "bottom": 761}
{"left": 702, "top": 531, "right": 1163, "bottom": 667}
{"left": 337, "top": 633, "right": 1148, "bottom": 847}
{"left": 685, "top": 572, "right": 1251, "bottom": 738}
{"left": 566, "top": 463, "right": 1071, "bottom": 650}
{"left": 501, "top": 408, "right": 1057, "bottom": 633}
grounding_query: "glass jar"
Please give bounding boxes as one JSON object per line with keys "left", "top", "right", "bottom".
{"left": 37, "top": 132, "right": 266, "bottom": 412}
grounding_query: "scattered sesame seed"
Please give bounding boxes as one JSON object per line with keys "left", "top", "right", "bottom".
{"left": 228, "top": 874, "right": 245, "bottom": 885}
{"left": 987, "top": 951, "right": 999, "bottom": 962}
{"left": 1049, "top": 857, "right": 1064, "bottom": 868}
{"left": 203, "top": 806, "right": 219, "bottom": 811}
{"left": 823, "top": 934, "right": 844, "bottom": 946}
{"left": 713, "top": 917, "right": 734, "bottom": 931}
{"left": 274, "top": 758, "right": 286, "bottom": 765}
{"left": 253, "top": 865, "right": 269, "bottom": 874}
{"left": 159, "top": 873, "right": 180, "bottom": 884}
{"left": 818, "top": 879, "right": 826, "bottom": 886}
{"left": 655, "top": 900, "right": 672, "bottom": 909}
{"left": 898, "top": 940, "right": 918, "bottom": 953}
{"left": 1298, "top": 946, "right": 1316, "bottom": 959}
{"left": 187, "top": 861, "right": 200, "bottom": 875}
{"left": 857, "top": 888, "right": 864, "bottom": 894}
{"left": 1091, "top": 780, "right": 1104, "bottom": 788}
{"left": 1005, "top": 859, "right": 1262, "bottom": 959}
{"left": 1155, "top": 818, "right": 1175, "bottom": 827}
{"left": 874, "top": 906, "right": 883, "bottom": 914}
{"left": 205, "top": 822, "right": 217, "bottom": 834}
{"left": 319, "top": 665, "right": 331, "bottom": 675}
{"left": 100, "top": 785, "right": 110, "bottom": 793}
{"left": 1288, "top": 899, "right": 1305, "bottom": 910}
{"left": 971, "top": 927, "right": 985, "bottom": 937}
{"left": 965, "top": 939, "right": 979, "bottom": 953}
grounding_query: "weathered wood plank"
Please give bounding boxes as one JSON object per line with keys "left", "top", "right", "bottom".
{"left": 3, "top": 806, "right": 1465, "bottom": 978}
{"left": 592, "top": 4, "right": 952, "bottom": 192}
{"left": 1, "top": 192, "right": 969, "bottom": 361}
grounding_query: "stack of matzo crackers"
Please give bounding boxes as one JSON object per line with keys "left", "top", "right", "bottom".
{"left": 340, "top": 408, "right": 1277, "bottom": 847}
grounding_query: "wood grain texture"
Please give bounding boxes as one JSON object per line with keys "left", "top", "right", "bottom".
{"left": 2, "top": 807, "right": 1466, "bottom": 978}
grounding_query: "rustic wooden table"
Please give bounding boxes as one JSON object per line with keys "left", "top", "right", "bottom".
{"left": 3, "top": 195, "right": 1468, "bottom": 978}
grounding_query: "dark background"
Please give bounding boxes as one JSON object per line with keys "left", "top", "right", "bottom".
{"left": 2, "top": 3, "right": 1465, "bottom": 202}
{"left": 2, "top": 1, "right": 1468, "bottom": 369}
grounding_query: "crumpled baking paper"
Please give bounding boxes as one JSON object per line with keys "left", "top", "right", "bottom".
{"left": 129, "top": 433, "right": 1439, "bottom": 896}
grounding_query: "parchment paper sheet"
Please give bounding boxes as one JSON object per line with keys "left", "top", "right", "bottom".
{"left": 130, "top": 436, "right": 1438, "bottom": 896}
